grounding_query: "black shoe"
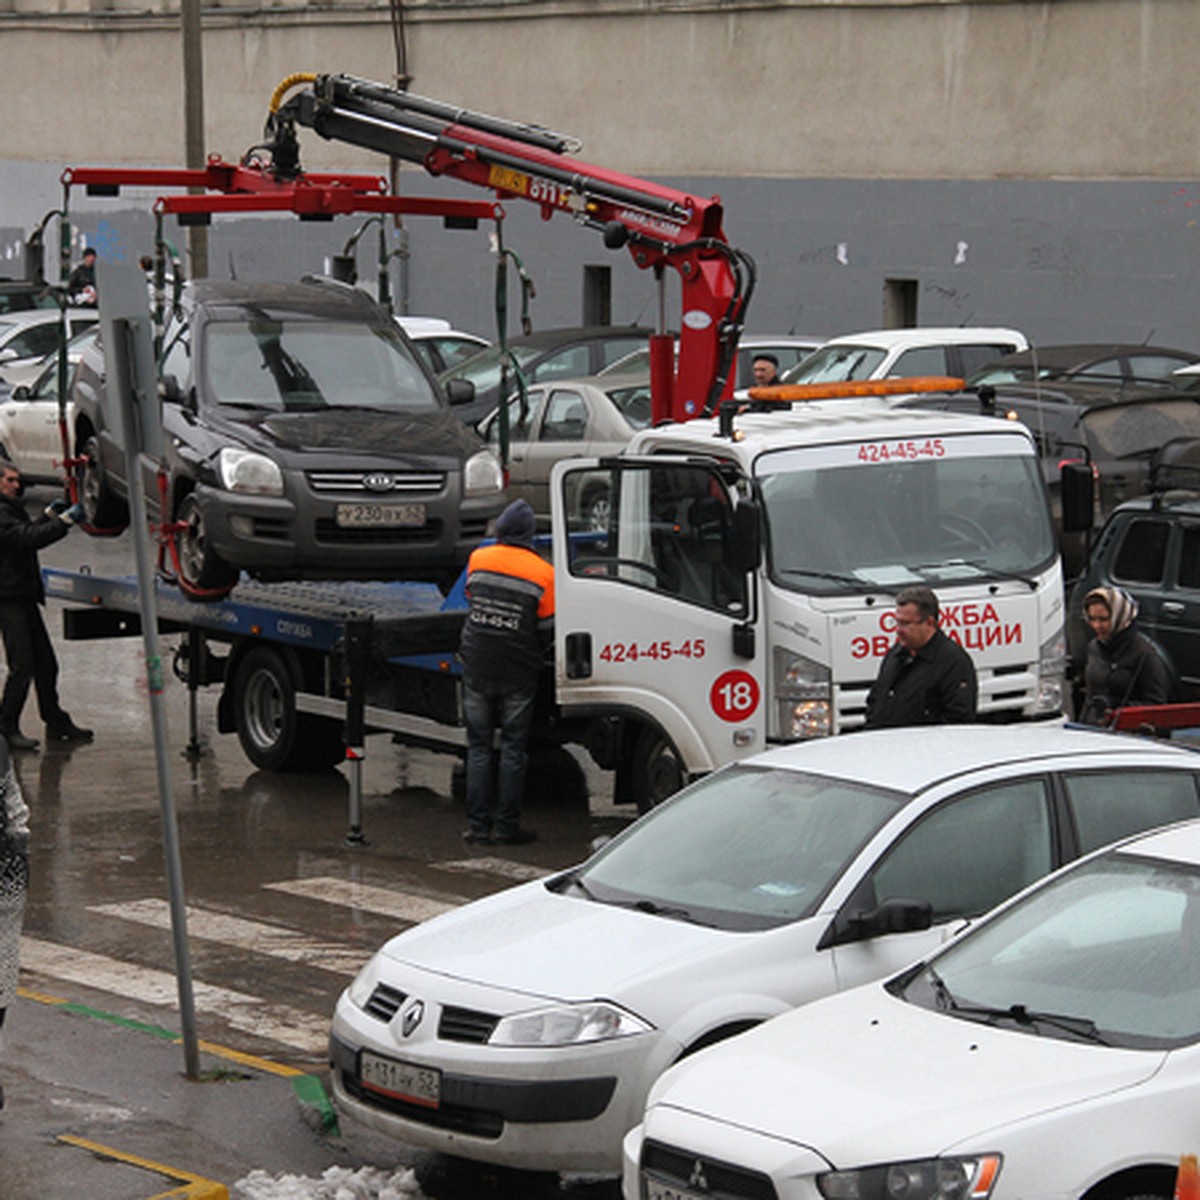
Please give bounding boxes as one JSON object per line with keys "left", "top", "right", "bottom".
{"left": 494, "top": 829, "right": 538, "bottom": 846}
{"left": 3, "top": 732, "right": 39, "bottom": 752}
{"left": 45, "top": 720, "right": 93, "bottom": 744}
{"left": 461, "top": 829, "right": 493, "bottom": 845}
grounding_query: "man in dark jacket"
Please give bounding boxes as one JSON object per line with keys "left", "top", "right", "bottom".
{"left": 0, "top": 462, "right": 92, "bottom": 751}
{"left": 865, "top": 586, "right": 977, "bottom": 728}
{"left": 458, "top": 498, "right": 554, "bottom": 846}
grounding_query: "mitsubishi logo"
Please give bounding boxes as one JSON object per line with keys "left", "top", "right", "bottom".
{"left": 688, "top": 1159, "right": 709, "bottom": 1191}
{"left": 401, "top": 999, "right": 425, "bottom": 1038}
{"left": 363, "top": 473, "right": 397, "bottom": 493}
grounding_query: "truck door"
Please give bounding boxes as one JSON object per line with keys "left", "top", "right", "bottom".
{"left": 552, "top": 457, "right": 764, "bottom": 803}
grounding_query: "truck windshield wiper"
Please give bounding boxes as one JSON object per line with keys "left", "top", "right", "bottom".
{"left": 780, "top": 567, "right": 864, "bottom": 587}
{"left": 913, "top": 559, "right": 1038, "bottom": 591}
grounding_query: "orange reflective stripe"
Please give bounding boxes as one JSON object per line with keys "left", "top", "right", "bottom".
{"left": 467, "top": 543, "right": 555, "bottom": 616}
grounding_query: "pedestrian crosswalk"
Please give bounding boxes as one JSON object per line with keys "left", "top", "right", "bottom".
{"left": 19, "top": 855, "right": 551, "bottom": 1059}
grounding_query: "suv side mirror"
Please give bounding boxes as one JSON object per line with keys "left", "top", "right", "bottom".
{"left": 445, "top": 378, "right": 475, "bottom": 407}
{"left": 1060, "top": 460, "right": 1095, "bottom": 533}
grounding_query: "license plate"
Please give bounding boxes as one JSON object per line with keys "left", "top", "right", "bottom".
{"left": 359, "top": 1051, "right": 441, "bottom": 1108}
{"left": 488, "top": 164, "right": 529, "bottom": 195}
{"left": 336, "top": 502, "right": 426, "bottom": 528}
{"left": 644, "top": 1176, "right": 707, "bottom": 1200}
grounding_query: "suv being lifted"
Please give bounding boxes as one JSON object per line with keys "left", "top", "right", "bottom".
{"left": 71, "top": 277, "right": 506, "bottom": 596}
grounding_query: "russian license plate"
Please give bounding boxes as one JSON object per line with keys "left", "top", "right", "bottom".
{"left": 359, "top": 1051, "right": 441, "bottom": 1108}
{"left": 644, "top": 1176, "right": 707, "bottom": 1200}
{"left": 336, "top": 502, "right": 426, "bottom": 529}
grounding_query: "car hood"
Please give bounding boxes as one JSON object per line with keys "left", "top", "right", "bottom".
{"left": 378, "top": 877, "right": 744, "bottom": 1002}
{"left": 648, "top": 983, "right": 1165, "bottom": 1166}
{"left": 203, "top": 405, "right": 482, "bottom": 462}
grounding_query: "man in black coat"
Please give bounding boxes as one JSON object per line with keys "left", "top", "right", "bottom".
{"left": 865, "top": 586, "right": 977, "bottom": 728}
{"left": 0, "top": 462, "right": 92, "bottom": 751}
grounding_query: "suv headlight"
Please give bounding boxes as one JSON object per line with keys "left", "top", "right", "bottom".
{"left": 217, "top": 447, "right": 284, "bottom": 496}
{"left": 818, "top": 1155, "right": 1001, "bottom": 1200}
{"left": 489, "top": 1001, "right": 652, "bottom": 1047}
{"left": 774, "top": 646, "right": 832, "bottom": 739}
{"left": 1036, "top": 629, "right": 1066, "bottom": 714}
{"left": 464, "top": 448, "right": 504, "bottom": 497}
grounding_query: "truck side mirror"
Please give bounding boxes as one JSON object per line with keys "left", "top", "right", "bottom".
{"left": 727, "top": 499, "right": 762, "bottom": 573}
{"left": 445, "top": 377, "right": 475, "bottom": 407}
{"left": 1060, "top": 460, "right": 1094, "bottom": 533}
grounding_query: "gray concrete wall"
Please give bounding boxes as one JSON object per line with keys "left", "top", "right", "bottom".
{"left": 2, "top": 1, "right": 1199, "bottom": 350}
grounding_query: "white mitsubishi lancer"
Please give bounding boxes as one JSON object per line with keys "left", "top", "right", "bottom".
{"left": 327, "top": 724, "right": 1200, "bottom": 1176}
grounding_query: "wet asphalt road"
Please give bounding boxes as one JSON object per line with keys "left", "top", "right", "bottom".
{"left": 11, "top": 486, "right": 636, "bottom": 1198}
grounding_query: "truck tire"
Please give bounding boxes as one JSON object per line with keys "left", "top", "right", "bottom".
{"left": 631, "top": 725, "right": 684, "bottom": 814}
{"left": 233, "top": 646, "right": 344, "bottom": 773}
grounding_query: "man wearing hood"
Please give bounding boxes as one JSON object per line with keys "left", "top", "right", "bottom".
{"left": 1079, "top": 586, "right": 1172, "bottom": 726}
{"left": 457, "top": 498, "right": 554, "bottom": 846}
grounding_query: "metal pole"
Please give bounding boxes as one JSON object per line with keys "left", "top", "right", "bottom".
{"left": 180, "top": 0, "right": 208, "bottom": 279}
{"left": 343, "top": 615, "right": 371, "bottom": 845}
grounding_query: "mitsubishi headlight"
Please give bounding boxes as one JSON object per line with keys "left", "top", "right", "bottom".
{"left": 818, "top": 1154, "right": 1001, "bottom": 1200}
{"left": 1036, "top": 629, "right": 1066, "bottom": 714}
{"left": 464, "top": 448, "right": 504, "bottom": 497}
{"left": 774, "top": 646, "right": 832, "bottom": 739}
{"left": 489, "top": 1001, "right": 653, "bottom": 1047}
{"left": 217, "top": 447, "right": 284, "bottom": 496}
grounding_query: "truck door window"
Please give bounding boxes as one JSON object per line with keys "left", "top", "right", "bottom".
{"left": 565, "top": 462, "right": 748, "bottom": 614}
{"left": 1111, "top": 518, "right": 1171, "bottom": 585}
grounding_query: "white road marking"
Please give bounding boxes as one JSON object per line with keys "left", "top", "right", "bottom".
{"left": 19, "top": 937, "right": 329, "bottom": 1054}
{"left": 87, "top": 899, "right": 370, "bottom": 977}
{"left": 263, "top": 877, "right": 458, "bottom": 922}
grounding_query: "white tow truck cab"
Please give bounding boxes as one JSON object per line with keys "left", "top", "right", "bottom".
{"left": 551, "top": 394, "right": 1070, "bottom": 808}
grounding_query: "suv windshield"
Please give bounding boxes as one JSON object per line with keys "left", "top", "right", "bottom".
{"left": 201, "top": 318, "right": 439, "bottom": 413}
{"left": 574, "top": 765, "right": 904, "bottom": 931}
{"left": 896, "top": 853, "right": 1200, "bottom": 1049}
{"left": 760, "top": 433, "right": 1055, "bottom": 593}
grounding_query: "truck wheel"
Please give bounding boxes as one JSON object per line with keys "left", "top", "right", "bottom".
{"left": 632, "top": 726, "right": 684, "bottom": 814}
{"left": 80, "top": 434, "right": 129, "bottom": 532}
{"left": 175, "top": 493, "right": 238, "bottom": 597}
{"left": 233, "top": 646, "right": 344, "bottom": 773}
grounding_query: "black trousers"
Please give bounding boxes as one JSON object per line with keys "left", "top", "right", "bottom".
{"left": 0, "top": 600, "right": 67, "bottom": 733}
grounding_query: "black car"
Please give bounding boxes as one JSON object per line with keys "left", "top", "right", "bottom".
{"left": 70, "top": 277, "right": 506, "bottom": 597}
{"left": 439, "top": 325, "right": 653, "bottom": 426}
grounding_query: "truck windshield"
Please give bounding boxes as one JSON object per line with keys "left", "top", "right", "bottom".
{"left": 760, "top": 438, "right": 1055, "bottom": 595}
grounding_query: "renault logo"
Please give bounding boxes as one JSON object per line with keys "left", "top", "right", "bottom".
{"left": 401, "top": 999, "right": 425, "bottom": 1038}
{"left": 688, "top": 1159, "right": 709, "bottom": 1191}
{"left": 363, "top": 473, "right": 396, "bottom": 493}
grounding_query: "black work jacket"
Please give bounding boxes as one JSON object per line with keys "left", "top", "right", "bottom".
{"left": 0, "top": 494, "right": 69, "bottom": 604}
{"left": 864, "top": 628, "right": 978, "bottom": 728}
{"left": 1079, "top": 624, "right": 1172, "bottom": 725}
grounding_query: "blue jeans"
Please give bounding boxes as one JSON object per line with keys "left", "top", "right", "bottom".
{"left": 462, "top": 678, "right": 537, "bottom": 838}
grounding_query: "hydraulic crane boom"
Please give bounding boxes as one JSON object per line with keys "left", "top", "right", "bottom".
{"left": 267, "top": 73, "right": 755, "bottom": 424}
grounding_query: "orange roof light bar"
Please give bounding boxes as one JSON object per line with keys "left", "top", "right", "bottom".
{"left": 746, "top": 376, "right": 965, "bottom": 403}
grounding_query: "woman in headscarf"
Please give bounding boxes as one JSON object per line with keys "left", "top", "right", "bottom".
{"left": 0, "top": 736, "right": 27, "bottom": 1109}
{"left": 1079, "top": 586, "right": 1172, "bottom": 726}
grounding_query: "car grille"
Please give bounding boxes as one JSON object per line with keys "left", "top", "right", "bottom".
{"left": 314, "top": 518, "right": 443, "bottom": 545}
{"left": 307, "top": 470, "right": 445, "bottom": 495}
{"left": 641, "top": 1141, "right": 778, "bottom": 1200}
{"left": 438, "top": 1005, "right": 499, "bottom": 1044}
{"left": 364, "top": 983, "right": 406, "bottom": 1023}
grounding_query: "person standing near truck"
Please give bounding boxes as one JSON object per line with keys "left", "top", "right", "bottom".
{"left": 458, "top": 498, "right": 554, "bottom": 846}
{"left": 865, "top": 586, "right": 977, "bottom": 728}
{"left": 1078, "top": 586, "right": 1172, "bottom": 726}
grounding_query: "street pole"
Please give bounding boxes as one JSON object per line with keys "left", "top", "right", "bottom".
{"left": 181, "top": 0, "right": 208, "bottom": 279}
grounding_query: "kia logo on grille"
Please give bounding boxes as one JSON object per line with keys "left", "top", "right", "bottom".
{"left": 363, "top": 473, "right": 396, "bottom": 493}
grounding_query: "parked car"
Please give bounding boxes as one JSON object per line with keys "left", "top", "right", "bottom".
{"left": 440, "top": 325, "right": 653, "bottom": 427}
{"left": 326, "top": 723, "right": 1200, "bottom": 1175}
{"left": 478, "top": 374, "right": 653, "bottom": 528}
{"left": 967, "top": 342, "right": 1200, "bottom": 390}
{"left": 0, "top": 278, "right": 59, "bottom": 316}
{"left": 626, "top": 815, "right": 1200, "bottom": 1200}
{"left": 782, "top": 327, "right": 1029, "bottom": 386}
{"left": 0, "top": 326, "right": 98, "bottom": 483}
{"left": 394, "top": 315, "right": 488, "bottom": 376}
{"left": 70, "top": 277, "right": 506, "bottom": 595}
{"left": 0, "top": 307, "right": 98, "bottom": 386}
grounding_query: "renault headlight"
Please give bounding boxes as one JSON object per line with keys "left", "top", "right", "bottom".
{"left": 217, "top": 447, "right": 284, "bottom": 496}
{"left": 774, "top": 646, "right": 832, "bottom": 739}
{"left": 1036, "top": 629, "right": 1066, "bottom": 714}
{"left": 818, "top": 1155, "right": 1001, "bottom": 1200}
{"left": 490, "top": 1001, "right": 652, "bottom": 1047}
{"left": 464, "top": 448, "right": 504, "bottom": 497}
{"left": 346, "top": 957, "right": 382, "bottom": 1010}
